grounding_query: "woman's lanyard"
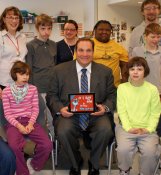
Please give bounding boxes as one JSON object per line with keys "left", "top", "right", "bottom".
{"left": 64, "top": 38, "right": 76, "bottom": 57}
{"left": 6, "top": 34, "right": 20, "bottom": 56}
{"left": 67, "top": 44, "right": 74, "bottom": 56}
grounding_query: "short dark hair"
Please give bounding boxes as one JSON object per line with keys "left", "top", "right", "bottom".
{"left": 75, "top": 37, "right": 94, "bottom": 51}
{"left": 93, "top": 20, "right": 113, "bottom": 33}
{"left": 0, "top": 6, "right": 23, "bottom": 31}
{"left": 35, "top": 14, "right": 53, "bottom": 30}
{"left": 10, "top": 61, "right": 31, "bottom": 81}
{"left": 144, "top": 23, "right": 161, "bottom": 35}
{"left": 141, "top": 0, "right": 161, "bottom": 12}
{"left": 126, "top": 57, "right": 150, "bottom": 78}
{"left": 63, "top": 19, "right": 78, "bottom": 30}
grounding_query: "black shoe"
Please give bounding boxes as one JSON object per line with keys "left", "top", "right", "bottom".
{"left": 69, "top": 167, "right": 81, "bottom": 175}
{"left": 88, "top": 161, "right": 100, "bottom": 175}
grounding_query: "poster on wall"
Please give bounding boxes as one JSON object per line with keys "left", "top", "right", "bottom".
{"left": 121, "top": 21, "right": 127, "bottom": 30}
{"left": 112, "top": 24, "right": 119, "bottom": 32}
{"left": 111, "top": 32, "right": 115, "bottom": 40}
{"left": 120, "top": 33, "right": 126, "bottom": 42}
{"left": 84, "top": 31, "right": 93, "bottom": 38}
{"left": 117, "top": 31, "right": 120, "bottom": 43}
{"left": 117, "top": 25, "right": 120, "bottom": 42}
{"left": 111, "top": 24, "right": 120, "bottom": 41}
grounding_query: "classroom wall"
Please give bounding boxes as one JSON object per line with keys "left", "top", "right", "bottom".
{"left": 0, "top": 0, "right": 84, "bottom": 41}
{"left": 0, "top": 0, "right": 142, "bottom": 48}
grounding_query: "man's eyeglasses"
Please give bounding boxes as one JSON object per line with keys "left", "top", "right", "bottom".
{"left": 64, "top": 28, "right": 76, "bottom": 32}
{"left": 6, "top": 16, "right": 20, "bottom": 21}
{"left": 144, "top": 6, "right": 159, "bottom": 11}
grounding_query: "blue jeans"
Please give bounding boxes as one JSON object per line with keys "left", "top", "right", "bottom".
{"left": 0, "top": 137, "right": 16, "bottom": 175}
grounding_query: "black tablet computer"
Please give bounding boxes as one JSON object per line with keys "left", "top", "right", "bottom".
{"left": 68, "top": 93, "right": 95, "bottom": 113}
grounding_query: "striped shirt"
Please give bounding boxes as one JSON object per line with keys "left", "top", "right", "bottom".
{"left": 2, "top": 84, "right": 39, "bottom": 127}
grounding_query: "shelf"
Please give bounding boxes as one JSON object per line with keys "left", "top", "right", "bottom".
{"left": 23, "top": 17, "right": 35, "bottom": 24}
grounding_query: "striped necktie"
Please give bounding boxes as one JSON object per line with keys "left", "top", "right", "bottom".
{"left": 79, "top": 68, "right": 89, "bottom": 130}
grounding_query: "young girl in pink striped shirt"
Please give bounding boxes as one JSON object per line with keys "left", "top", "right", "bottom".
{"left": 2, "top": 61, "right": 52, "bottom": 175}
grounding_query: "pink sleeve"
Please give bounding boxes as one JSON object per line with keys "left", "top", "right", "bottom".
{"left": 2, "top": 89, "right": 19, "bottom": 127}
{"left": 28, "top": 87, "right": 39, "bottom": 124}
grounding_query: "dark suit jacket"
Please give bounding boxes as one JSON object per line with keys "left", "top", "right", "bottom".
{"left": 46, "top": 60, "right": 116, "bottom": 116}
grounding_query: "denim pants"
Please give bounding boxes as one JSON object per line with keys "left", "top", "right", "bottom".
{"left": 5, "top": 118, "right": 53, "bottom": 175}
{"left": 0, "top": 137, "right": 16, "bottom": 175}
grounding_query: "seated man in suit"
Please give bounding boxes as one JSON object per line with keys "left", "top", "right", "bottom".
{"left": 46, "top": 38, "right": 116, "bottom": 175}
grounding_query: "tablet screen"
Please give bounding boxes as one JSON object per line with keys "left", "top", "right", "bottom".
{"left": 68, "top": 93, "right": 95, "bottom": 113}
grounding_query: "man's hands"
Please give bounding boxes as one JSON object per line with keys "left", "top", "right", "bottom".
{"left": 60, "top": 106, "right": 73, "bottom": 118}
{"left": 91, "top": 104, "right": 106, "bottom": 116}
{"left": 128, "top": 128, "right": 149, "bottom": 135}
{"left": 60, "top": 104, "right": 107, "bottom": 118}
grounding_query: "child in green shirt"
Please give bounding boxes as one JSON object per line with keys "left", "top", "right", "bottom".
{"left": 116, "top": 56, "right": 161, "bottom": 175}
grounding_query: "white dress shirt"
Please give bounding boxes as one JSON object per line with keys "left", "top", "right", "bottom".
{"left": 76, "top": 61, "right": 91, "bottom": 92}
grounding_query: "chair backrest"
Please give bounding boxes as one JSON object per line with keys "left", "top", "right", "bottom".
{"left": 0, "top": 127, "right": 7, "bottom": 140}
{"left": 156, "top": 115, "right": 161, "bottom": 137}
